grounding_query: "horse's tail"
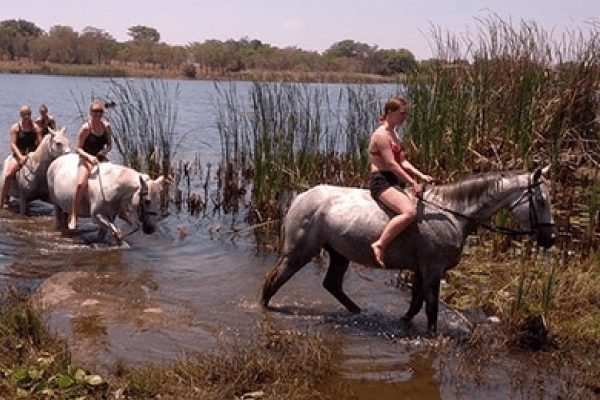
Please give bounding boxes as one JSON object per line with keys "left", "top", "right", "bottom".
{"left": 260, "top": 257, "right": 284, "bottom": 308}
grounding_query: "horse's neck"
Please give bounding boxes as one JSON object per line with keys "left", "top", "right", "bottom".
{"left": 430, "top": 174, "right": 529, "bottom": 222}
{"left": 26, "top": 138, "right": 50, "bottom": 168}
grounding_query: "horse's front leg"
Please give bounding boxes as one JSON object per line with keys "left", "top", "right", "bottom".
{"left": 92, "top": 213, "right": 123, "bottom": 244}
{"left": 18, "top": 196, "right": 28, "bottom": 215}
{"left": 423, "top": 270, "right": 442, "bottom": 334}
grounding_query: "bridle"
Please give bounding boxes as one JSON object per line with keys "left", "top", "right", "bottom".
{"left": 420, "top": 178, "right": 555, "bottom": 237}
{"left": 137, "top": 175, "right": 158, "bottom": 234}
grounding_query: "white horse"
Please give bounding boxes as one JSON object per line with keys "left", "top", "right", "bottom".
{"left": 0, "top": 127, "right": 70, "bottom": 214}
{"left": 47, "top": 153, "right": 169, "bottom": 243}
{"left": 261, "top": 168, "right": 557, "bottom": 334}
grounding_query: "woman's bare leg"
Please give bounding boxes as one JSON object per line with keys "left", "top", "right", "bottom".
{"left": 0, "top": 160, "right": 19, "bottom": 209}
{"left": 371, "top": 188, "right": 416, "bottom": 266}
{"left": 69, "top": 163, "right": 90, "bottom": 230}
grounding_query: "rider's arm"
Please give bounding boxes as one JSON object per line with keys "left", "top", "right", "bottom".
{"left": 9, "top": 124, "right": 26, "bottom": 165}
{"left": 98, "top": 122, "right": 113, "bottom": 157}
{"left": 400, "top": 159, "right": 433, "bottom": 183}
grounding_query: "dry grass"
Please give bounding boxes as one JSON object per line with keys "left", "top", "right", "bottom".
{"left": 114, "top": 324, "right": 333, "bottom": 399}
{"left": 440, "top": 250, "right": 600, "bottom": 398}
{"left": 0, "top": 59, "right": 400, "bottom": 83}
{"left": 0, "top": 290, "right": 335, "bottom": 399}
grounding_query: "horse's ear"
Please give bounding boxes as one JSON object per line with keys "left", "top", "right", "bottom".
{"left": 541, "top": 165, "right": 550, "bottom": 179}
{"left": 139, "top": 175, "right": 148, "bottom": 191}
{"left": 532, "top": 168, "right": 542, "bottom": 182}
{"left": 163, "top": 175, "right": 174, "bottom": 186}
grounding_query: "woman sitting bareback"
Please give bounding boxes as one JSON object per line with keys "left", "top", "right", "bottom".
{"left": 368, "top": 96, "right": 432, "bottom": 266}
{"left": 68, "top": 100, "right": 113, "bottom": 230}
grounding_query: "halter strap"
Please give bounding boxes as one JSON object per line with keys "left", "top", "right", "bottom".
{"left": 419, "top": 180, "right": 553, "bottom": 237}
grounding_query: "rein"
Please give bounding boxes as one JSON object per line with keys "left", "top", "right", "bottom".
{"left": 419, "top": 180, "right": 554, "bottom": 237}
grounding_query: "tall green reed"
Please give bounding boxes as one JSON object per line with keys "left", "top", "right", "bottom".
{"left": 214, "top": 81, "right": 392, "bottom": 247}
{"left": 103, "top": 79, "right": 179, "bottom": 178}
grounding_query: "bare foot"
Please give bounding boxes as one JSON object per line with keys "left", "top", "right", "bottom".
{"left": 371, "top": 241, "right": 385, "bottom": 267}
{"left": 67, "top": 214, "right": 77, "bottom": 231}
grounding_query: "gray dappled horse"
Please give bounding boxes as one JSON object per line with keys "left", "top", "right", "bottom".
{"left": 47, "top": 153, "right": 169, "bottom": 244}
{"left": 0, "top": 127, "right": 70, "bottom": 214}
{"left": 261, "top": 168, "right": 557, "bottom": 334}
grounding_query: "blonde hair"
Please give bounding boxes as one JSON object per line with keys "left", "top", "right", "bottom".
{"left": 19, "top": 105, "right": 32, "bottom": 115}
{"left": 380, "top": 96, "right": 409, "bottom": 122}
{"left": 89, "top": 100, "right": 105, "bottom": 112}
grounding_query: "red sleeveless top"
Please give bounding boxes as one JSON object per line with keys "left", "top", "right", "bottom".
{"left": 370, "top": 142, "right": 404, "bottom": 163}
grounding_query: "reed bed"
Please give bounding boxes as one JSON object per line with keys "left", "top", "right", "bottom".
{"left": 102, "top": 79, "right": 178, "bottom": 179}
{"left": 209, "top": 15, "right": 598, "bottom": 257}
{"left": 213, "top": 81, "right": 394, "bottom": 246}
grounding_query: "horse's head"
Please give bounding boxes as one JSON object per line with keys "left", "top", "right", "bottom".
{"left": 508, "top": 166, "right": 557, "bottom": 248}
{"left": 46, "top": 127, "right": 71, "bottom": 158}
{"left": 137, "top": 175, "right": 171, "bottom": 234}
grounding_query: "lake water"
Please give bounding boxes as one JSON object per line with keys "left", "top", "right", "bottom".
{"left": 0, "top": 73, "right": 551, "bottom": 399}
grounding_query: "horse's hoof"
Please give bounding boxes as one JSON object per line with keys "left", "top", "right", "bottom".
{"left": 401, "top": 314, "right": 414, "bottom": 323}
{"left": 349, "top": 306, "right": 362, "bottom": 314}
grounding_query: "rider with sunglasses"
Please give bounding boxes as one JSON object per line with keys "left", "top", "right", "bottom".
{"left": 69, "top": 100, "right": 113, "bottom": 230}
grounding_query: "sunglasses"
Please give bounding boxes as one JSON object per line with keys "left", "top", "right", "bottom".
{"left": 20, "top": 112, "right": 31, "bottom": 117}
{"left": 91, "top": 109, "right": 104, "bottom": 114}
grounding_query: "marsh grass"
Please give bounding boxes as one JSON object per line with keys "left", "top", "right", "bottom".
{"left": 214, "top": 81, "right": 393, "bottom": 247}
{"left": 0, "top": 289, "right": 108, "bottom": 399}
{"left": 75, "top": 79, "right": 178, "bottom": 181}
{"left": 114, "top": 323, "right": 334, "bottom": 399}
{"left": 0, "top": 291, "right": 336, "bottom": 399}
{"left": 442, "top": 251, "right": 599, "bottom": 397}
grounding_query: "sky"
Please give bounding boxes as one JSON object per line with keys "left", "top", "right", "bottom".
{"left": 1, "top": 0, "right": 597, "bottom": 60}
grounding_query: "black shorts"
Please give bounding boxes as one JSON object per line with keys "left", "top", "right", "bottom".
{"left": 369, "top": 171, "right": 406, "bottom": 200}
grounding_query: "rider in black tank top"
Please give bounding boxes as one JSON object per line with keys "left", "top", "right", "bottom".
{"left": 15, "top": 122, "right": 38, "bottom": 155}
{"left": 82, "top": 121, "right": 109, "bottom": 156}
{"left": 69, "top": 101, "right": 114, "bottom": 230}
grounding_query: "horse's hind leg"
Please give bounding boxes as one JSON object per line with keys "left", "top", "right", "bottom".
{"left": 323, "top": 247, "right": 360, "bottom": 313}
{"left": 260, "top": 252, "right": 313, "bottom": 308}
{"left": 402, "top": 269, "right": 425, "bottom": 322}
{"left": 54, "top": 204, "right": 67, "bottom": 231}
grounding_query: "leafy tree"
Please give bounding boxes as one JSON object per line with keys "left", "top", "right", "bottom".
{"left": 0, "top": 19, "right": 43, "bottom": 37}
{"left": 127, "top": 25, "right": 160, "bottom": 43}
{"left": 47, "top": 25, "right": 78, "bottom": 63}
{"left": 324, "top": 39, "right": 374, "bottom": 59}
{"left": 0, "top": 19, "right": 43, "bottom": 59}
{"left": 78, "top": 26, "right": 118, "bottom": 64}
{"left": 381, "top": 48, "right": 417, "bottom": 74}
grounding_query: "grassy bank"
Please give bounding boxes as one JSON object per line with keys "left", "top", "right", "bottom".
{"left": 440, "top": 251, "right": 599, "bottom": 398}
{"left": 0, "top": 290, "right": 335, "bottom": 399}
{"left": 0, "top": 59, "right": 401, "bottom": 84}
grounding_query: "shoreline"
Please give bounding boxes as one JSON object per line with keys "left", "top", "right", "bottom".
{"left": 0, "top": 59, "right": 403, "bottom": 84}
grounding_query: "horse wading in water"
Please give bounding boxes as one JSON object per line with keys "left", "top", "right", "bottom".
{"left": 0, "top": 127, "right": 70, "bottom": 214}
{"left": 261, "top": 168, "right": 557, "bottom": 333}
{"left": 47, "top": 153, "right": 169, "bottom": 244}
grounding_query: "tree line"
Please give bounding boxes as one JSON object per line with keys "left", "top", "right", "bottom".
{"left": 0, "top": 19, "right": 418, "bottom": 77}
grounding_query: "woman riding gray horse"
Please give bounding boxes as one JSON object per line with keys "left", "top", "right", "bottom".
{"left": 261, "top": 167, "right": 556, "bottom": 334}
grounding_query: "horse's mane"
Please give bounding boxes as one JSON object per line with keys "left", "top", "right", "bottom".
{"left": 430, "top": 171, "right": 523, "bottom": 204}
